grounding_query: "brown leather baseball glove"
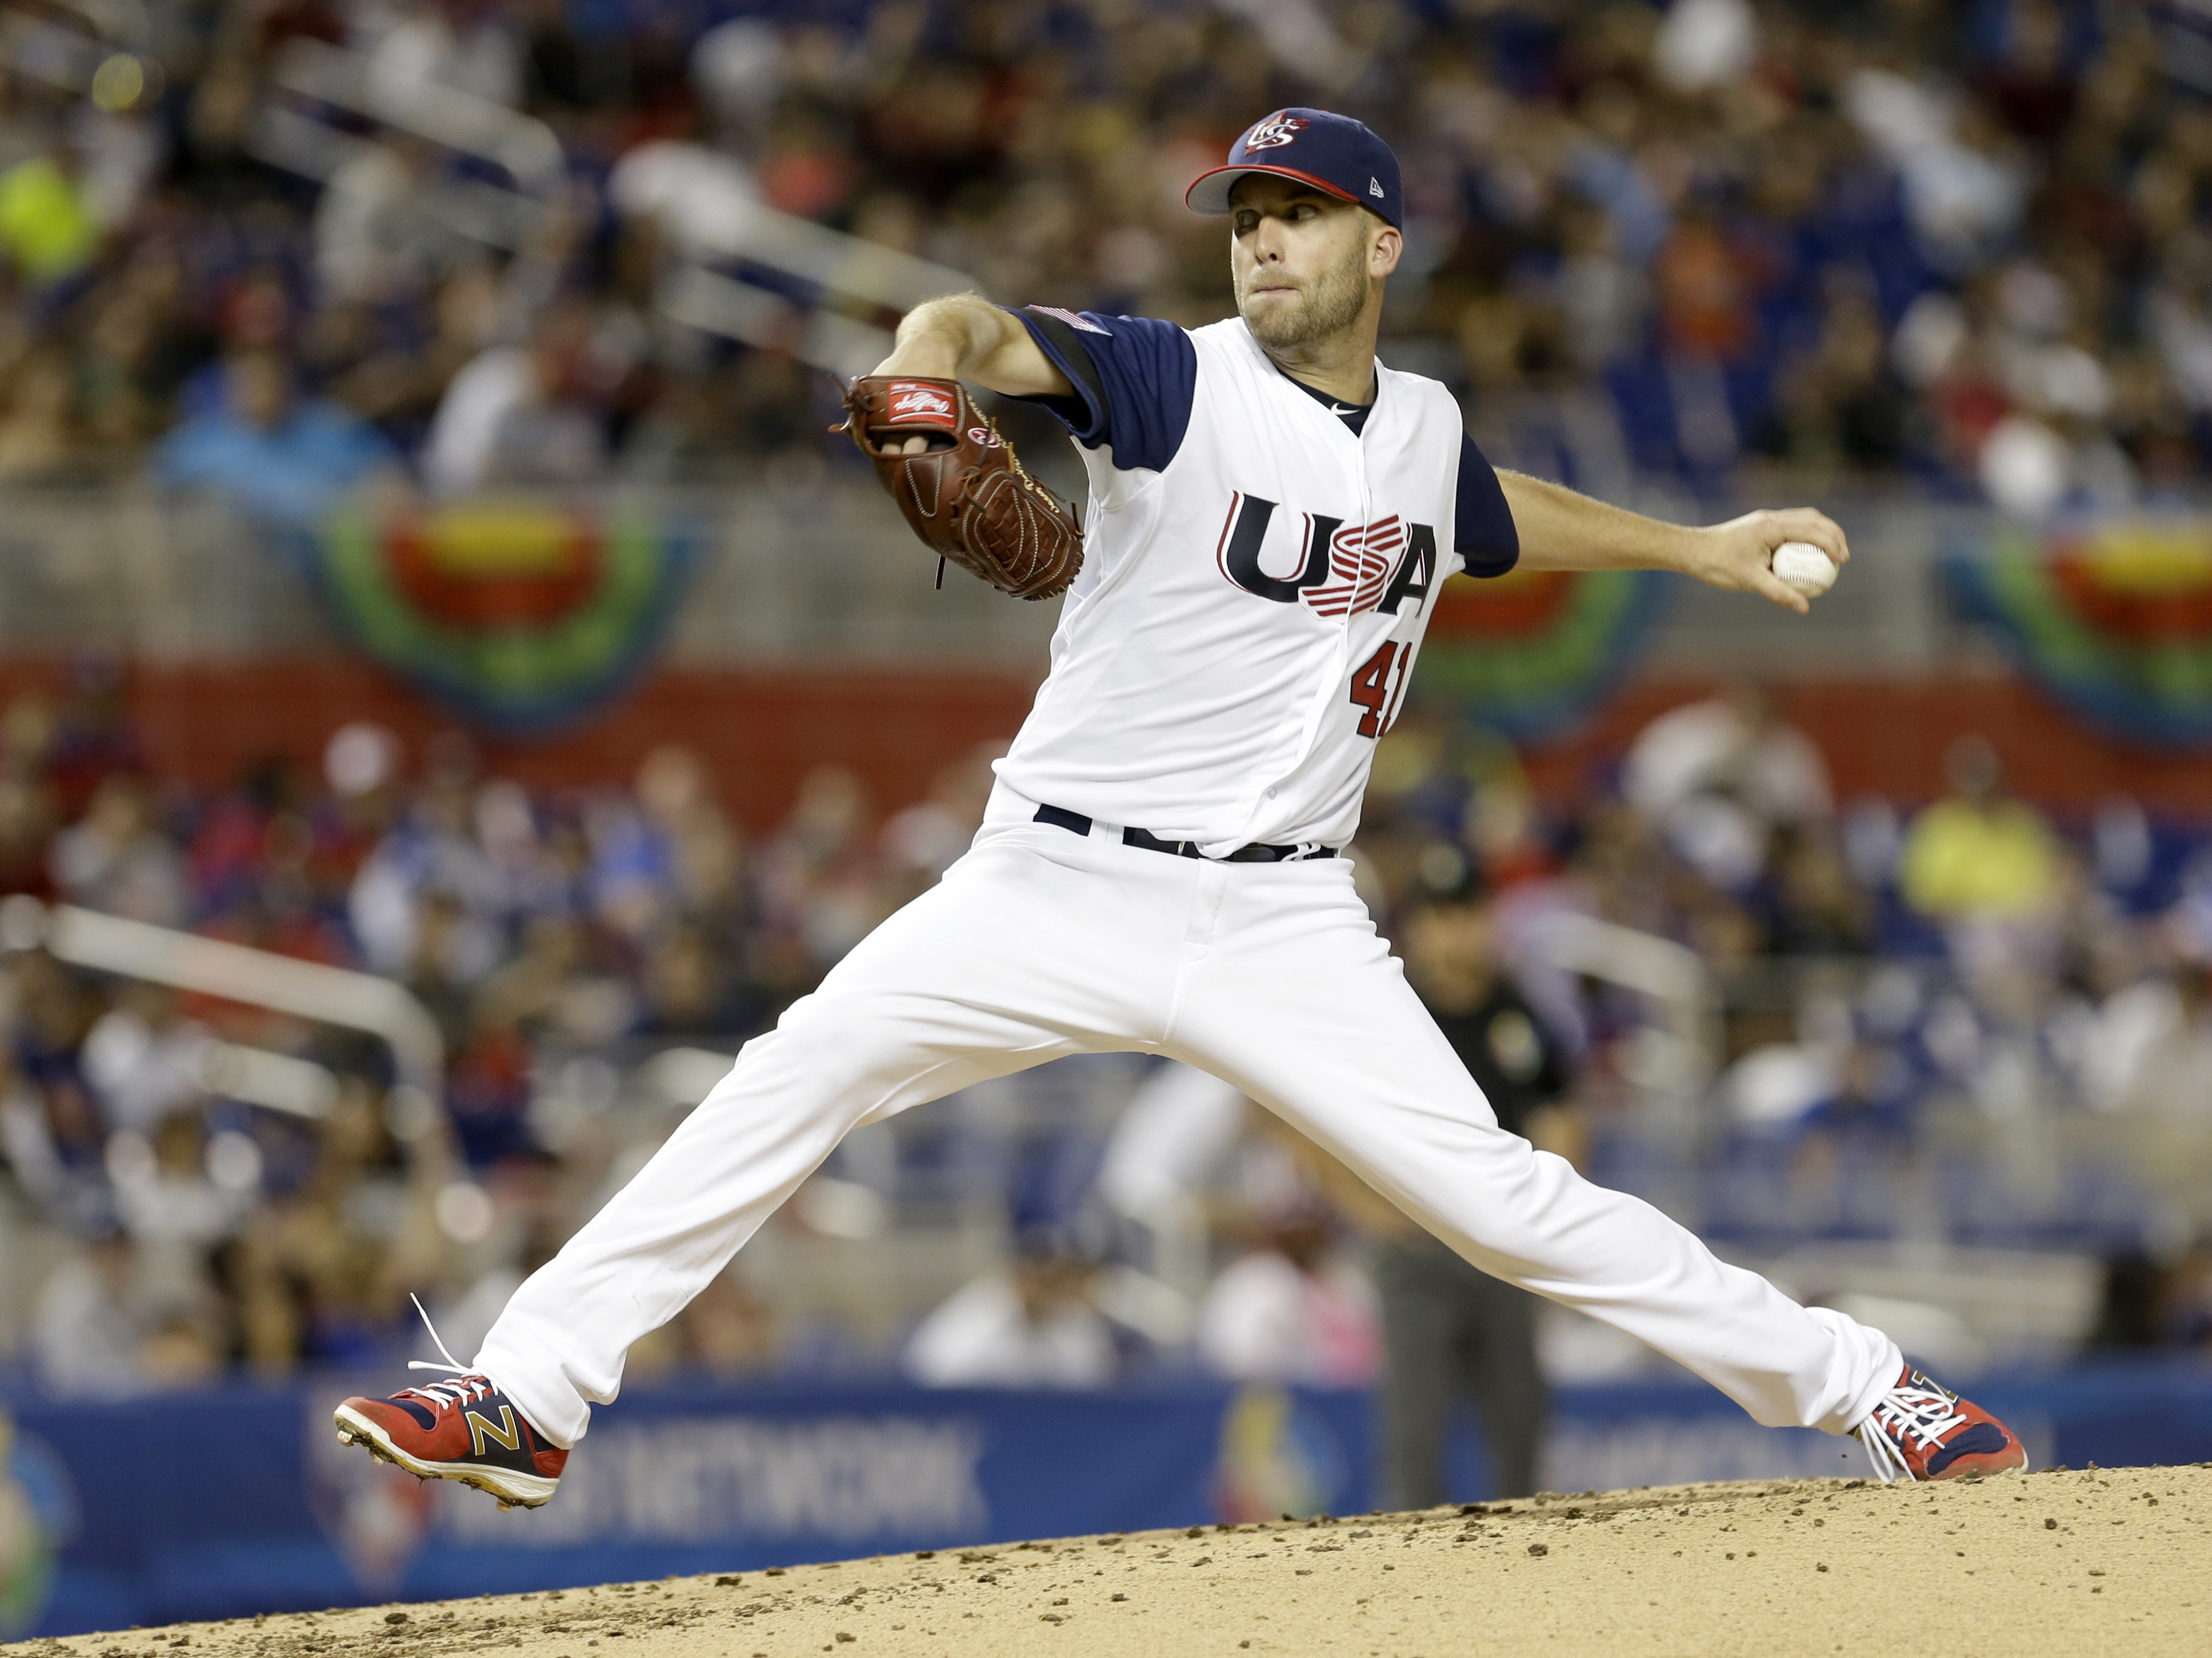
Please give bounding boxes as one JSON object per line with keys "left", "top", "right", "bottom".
{"left": 837, "top": 376, "right": 1084, "bottom": 601}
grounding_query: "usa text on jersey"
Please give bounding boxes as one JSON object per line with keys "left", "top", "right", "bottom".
{"left": 1213, "top": 491, "right": 1436, "bottom": 619}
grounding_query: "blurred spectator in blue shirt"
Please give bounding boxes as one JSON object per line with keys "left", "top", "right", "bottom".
{"left": 154, "top": 349, "right": 402, "bottom": 527}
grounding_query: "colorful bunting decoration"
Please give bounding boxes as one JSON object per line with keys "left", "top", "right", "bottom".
{"left": 304, "top": 502, "right": 700, "bottom": 734}
{"left": 1410, "top": 566, "right": 1668, "bottom": 740}
{"left": 1944, "top": 519, "right": 2212, "bottom": 747}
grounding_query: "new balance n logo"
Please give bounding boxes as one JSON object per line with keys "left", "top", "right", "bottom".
{"left": 466, "top": 1405, "right": 521, "bottom": 1456}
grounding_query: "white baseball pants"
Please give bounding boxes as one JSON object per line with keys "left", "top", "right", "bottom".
{"left": 477, "top": 795, "right": 1900, "bottom": 1448}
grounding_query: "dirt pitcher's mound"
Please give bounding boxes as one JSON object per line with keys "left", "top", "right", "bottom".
{"left": 13, "top": 1465, "right": 2212, "bottom": 1658}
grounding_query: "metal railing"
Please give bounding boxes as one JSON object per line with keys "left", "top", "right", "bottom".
{"left": 1534, "top": 912, "right": 1716, "bottom": 1102}
{"left": 263, "top": 38, "right": 565, "bottom": 199}
{"left": 0, "top": 897, "right": 443, "bottom": 1108}
{"left": 246, "top": 39, "right": 977, "bottom": 377}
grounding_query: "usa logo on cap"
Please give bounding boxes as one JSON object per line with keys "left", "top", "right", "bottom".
{"left": 1242, "top": 112, "right": 1308, "bottom": 151}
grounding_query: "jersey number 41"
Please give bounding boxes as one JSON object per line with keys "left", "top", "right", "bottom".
{"left": 1349, "top": 643, "right": 1413, "bottom": 739}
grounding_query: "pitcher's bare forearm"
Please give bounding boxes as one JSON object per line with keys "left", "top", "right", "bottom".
{"left": 872, "top": 295, "right": 1073, "bottom": 399}
{"left": 1498, "top": 469, "right": 1849, "bottom": 615}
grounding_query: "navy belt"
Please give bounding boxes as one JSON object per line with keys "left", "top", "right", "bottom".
{"left": 1033, "top": 803, "right": 1336, "bottom": 863}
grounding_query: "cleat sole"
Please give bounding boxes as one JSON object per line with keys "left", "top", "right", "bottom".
{"left": 1928, "top": 1452, "right": 2030, "bottom": 1482}
{"left": 330, "top": 1404, "right": 559, "bottom": 1509}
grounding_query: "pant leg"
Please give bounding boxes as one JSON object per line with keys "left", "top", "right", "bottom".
{"left": 476, "top": 825, "right": 1184, "bottom": 1445}
{"left": 1167, "top": 858, "right": 1900, "bottom": 1436}
{"left": 1371, "top": 1239, "right": 1458, "bottom": 1512}
{"left": 1456, "top": 1266, "right": 1545, "bottom": 1499}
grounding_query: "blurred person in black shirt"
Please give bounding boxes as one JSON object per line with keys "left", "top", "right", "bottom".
{"left": 1374, "top": 857, "right": 1574, "bottom": 1504}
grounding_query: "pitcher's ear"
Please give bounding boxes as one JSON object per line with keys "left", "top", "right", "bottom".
{"left": 1371, "top": 222, "right": 1404, "bottom": 278}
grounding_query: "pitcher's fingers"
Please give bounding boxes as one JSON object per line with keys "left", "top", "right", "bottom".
{"left": 1750, "top": 564, "right": 1812, "bottom": 614}
{"left": 1772, "top": 508, "right": 1849, "bottom": 565}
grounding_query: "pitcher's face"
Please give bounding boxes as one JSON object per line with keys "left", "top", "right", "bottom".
{"left": 1227, "top": 174, "right": 1391, "bottom": 351}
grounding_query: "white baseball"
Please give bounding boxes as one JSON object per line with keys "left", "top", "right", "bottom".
{"left": 1770, "top": 541, "right": 1837, "bottom": 597}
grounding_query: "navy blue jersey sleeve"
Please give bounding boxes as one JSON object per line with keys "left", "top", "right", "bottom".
{"left": 1005, "top": 306, "right": 1195, "bottom": 474}
{"left": 1456, "top": 432, "right": 1519, "bottom": 577}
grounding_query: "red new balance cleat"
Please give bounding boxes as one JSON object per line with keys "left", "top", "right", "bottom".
{"left": 1853, "top": 1365, "right": 2029, "bottom": 1484}
{"left": 332, "top": 1297, "right": 565, "bottom": 1509}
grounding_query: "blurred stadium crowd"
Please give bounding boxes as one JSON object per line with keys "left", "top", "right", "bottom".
{"left": 5, "top": 664, "right": 2212, "bottom": 1403}
{"left": 0, "top": 0, "right": 2210, "bottom": 515}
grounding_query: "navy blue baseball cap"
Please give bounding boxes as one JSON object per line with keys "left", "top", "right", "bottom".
{"left": 1185, "top": 108, "right": 1402, "bottom": 229}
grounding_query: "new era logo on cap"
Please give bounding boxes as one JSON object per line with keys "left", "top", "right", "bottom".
{"left": 1184, "top": 107, "right": 1404, "bottom": 228}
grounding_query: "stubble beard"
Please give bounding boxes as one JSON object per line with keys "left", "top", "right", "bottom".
{"left": 1237, "top": 237, "right": 1370, "bottom": 352}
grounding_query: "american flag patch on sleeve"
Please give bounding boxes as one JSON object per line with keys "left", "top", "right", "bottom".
{"left": 1029, "top": 304, "right": 1110, "bottom": 335}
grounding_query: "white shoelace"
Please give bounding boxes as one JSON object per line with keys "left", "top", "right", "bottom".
{"left": 1854, "top": 1375, "right": 1967, "bottom": 1486}
{"left": 398, "top": 1292, "right": 494, "bottom": 1410}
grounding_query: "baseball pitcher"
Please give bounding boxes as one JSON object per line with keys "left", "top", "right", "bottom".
{"left": 336, "top": 109, "right": 2024, "bottom": 1506}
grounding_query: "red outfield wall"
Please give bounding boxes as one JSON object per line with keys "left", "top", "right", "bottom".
{"left": 2, "top": 660, "right": 2208, "bottom": 825}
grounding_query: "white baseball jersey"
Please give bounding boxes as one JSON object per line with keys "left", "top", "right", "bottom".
{"left": 994, "top": 309, "right": 1519, "bottom": 856}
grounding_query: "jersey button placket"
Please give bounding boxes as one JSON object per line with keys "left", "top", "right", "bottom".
{"left": 1353, "top": 395, "right": 1374, "bottom": 612}
{"left": 1348, "top": 388, "right": 1376, "bottom": 647}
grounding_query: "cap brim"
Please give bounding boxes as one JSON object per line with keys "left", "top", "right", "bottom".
{"left": 1184, "top": 163, "right": 1362, "bottom": 216}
